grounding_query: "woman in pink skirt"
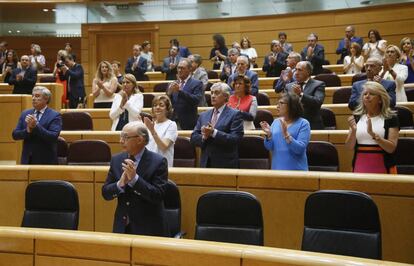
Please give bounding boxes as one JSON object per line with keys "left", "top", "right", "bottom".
{"left": 345, "top": 81, "right": 399, "bottom": 174}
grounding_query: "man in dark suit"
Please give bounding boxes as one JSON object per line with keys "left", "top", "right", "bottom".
{"left": 262, "top": 40, "right": 288, "bottom": 77}
{"left": 125, "top": 44, "right": 147, "bottom": 81}
{"left": 167, "top": 58, "right": 203, "bottom": 130}
{"left": 8, "top": 55, "right": 37, "bottom": 94}
{"left": 162, "top": 46, "right": 181, "bottom": 80}
{"left": 59, "top": 54, "right": 86, "bottom": 108}
{"left": 227, "top": 56, "right": 259, "bottom": 95}
{"left": 336, "top": 25, "right": 363, "bottom": 64}
{"left": 220, "top": 48, "right": 240, "bottom": 83}
{"left": 301, "top": 33, "right": 325, "bottom": 75}
{"left": 102, "top": 121, "right": 168, "bottom": 237}
{"left": 274, "top": 52, "right": 301, "bottom": 93}
{"left": 286, "top": 61, "right": 326, "bottom": 130}
{"left": 348, "top": 58, "right": 396, "bottom": 110}
{"left": 12, "top": 86, "right": 62, "bottom": 164}
{"left": 170, "top": 38, "right": 191, "bottom": 58}
{"left": 191, "top": 83, "right": 244, "bottom": 168}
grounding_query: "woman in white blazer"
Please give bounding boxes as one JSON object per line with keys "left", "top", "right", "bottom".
{"left": 381, "top": 45, "right": 408, "bottom": 102}
{"left": 110, "top": 73, "right": 143, "bottom": 131}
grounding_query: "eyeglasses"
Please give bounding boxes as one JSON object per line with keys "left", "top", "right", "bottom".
{"left": 120, "top": 133, "right": 140, "bottom": 140}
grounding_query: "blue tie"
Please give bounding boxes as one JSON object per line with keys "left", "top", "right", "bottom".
{"left": 35, "top": 111, "right": 41, "bottom": 121}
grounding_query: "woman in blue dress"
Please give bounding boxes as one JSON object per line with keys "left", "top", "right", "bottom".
{"left": 260, "top": 93, "right": 311, "bottom": 170}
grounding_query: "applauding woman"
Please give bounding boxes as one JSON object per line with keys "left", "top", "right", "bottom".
{"left": 110, "top": 74, "right": 143, "bottom": 131}
{"left": 362, "top": 29, "right": 387, "bottom": 61}
{"left": 92, "top": 61, "right": 118, "bottom": 108}
{"left": 381, "top": 45, "right": 408, "bottom": 102}
{"left": 260, "top": 93, "right": 311, "bottom": 170}
{"left": 144, "top": 95, "right": 178, "bottom": 167}
{"left": 345, "top": 81, "right": 399, "bottom": 174}
{"left": 399, "top": 37, "right": 414, "bottom": 83}
{"left": 343, "top": 42, "right": 364, "bottom": 74}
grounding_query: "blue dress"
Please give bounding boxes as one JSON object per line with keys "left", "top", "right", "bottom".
{"left": 264, "top": 118, "right": 311, "bottom": 170}
{"left": 403, "top": 58, "right": 414, "bottom": 83}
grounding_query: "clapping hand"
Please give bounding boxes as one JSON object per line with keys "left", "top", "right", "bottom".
{"left": 119, "top": 90, "right": 128, "bottom": 106}
{"left": 280, "top": 119, "right": 288, "bottom": 138}
{"left": 119, "top": 158, "right": 136, "bottom": 187}
{"left": 307, "top": 46, "right": 313, "bottom": 57}
{"left": 143, "top": 116, "right": 155, "bottom": 133}
{"left": 347, "top": 116, "right": 357, "bottom": 132}
{"left": 260, "top": 121, "right": 271, "bottom": 138}
{"left": 25, "top": 114, "right": 37, "bottom": 133}
{"left": 201, "top": 123, "right": 214, "bottom": 140}
{"left": 366, "top": 116, "right": 375, "bottom": 138}
{"left": 373, "top": 74, "right": 382, "bottom": 83}
{"left": 292, "top": 83, "right": 302, "bottom": 96}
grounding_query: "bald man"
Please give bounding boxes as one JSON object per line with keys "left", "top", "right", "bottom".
{"left": 8, "top": 55, "right": 37, "bottom": 94}
{"left": 102, "top": 121, "right": 169, "bottom": 237}
{"left": 336, "top": 25, "right": 363, "bottom": 64}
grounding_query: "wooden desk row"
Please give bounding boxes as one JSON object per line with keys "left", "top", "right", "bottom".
{"left": 0, "top": 166, "right": 413, "bottom": 264}
{"left": 0, "top": 226, "right": 408, "bottom": 266}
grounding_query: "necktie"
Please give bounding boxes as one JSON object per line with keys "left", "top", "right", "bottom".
{"left": 299, "top": 82, "right": 305, "bottom": 92}
{"left": 180, "top": 80, "right": 185, "bottom": 90}
{"left": 35, "top": 110, "right": 41, "bottom": 121}
{"left": 211, "top": 109, "right": 220, "bottom": 127}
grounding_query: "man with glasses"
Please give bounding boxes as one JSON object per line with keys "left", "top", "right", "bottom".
{"left": 348, "top": 57, "right": 396, "bottom": 110}
{"left": 102, "top": 121, "right": 169, "bottom": 237}
{"left": 301, "top": 33, "right": 325, "bottom": 75}
{"left": 191, "top": 83, "right": 244, "bottom": 168}
{"left": 227, "top": 56, "right": 259, "bottom": 95}
{"left": 8, "top": 55, "right": 37, "bottom": 94}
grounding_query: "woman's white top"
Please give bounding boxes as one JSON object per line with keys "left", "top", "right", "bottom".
{"left": 381, "top": 63, "right": 409, "bottom": 102}
{"left": 29, "top": 55, "right": 46, "bottom": 70}
{"left": 240, "top": 47, "right": 258, "bottom": 68}
{"left": 343, "top": 55, "right": 364, "bottom": 74}
{"left": 109, "top": 92, "right": 143, "bottom": 131}
{"left": 141, "top": 51, "right": 154, "bottom": 71}
{"left": 356, "top": 114, "right": 386, "bottom": 145}
{"left": 93, "top": 76, "right": 118, "bottom": 103}
{"left": 146, "top": 119, "right": 178, "bottom": 167}
{"left": 362, "top": 40, "right": 387, "bottom": 61}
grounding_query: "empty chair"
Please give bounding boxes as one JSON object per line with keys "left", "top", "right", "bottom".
{"left": 164, "top": 180, "right": 185, "bottom": 238}
{"left": 394, "top": 137, "right": 414, "bottom": 174}
{"left": 137, "top": 85, "right": 145, "bottom": 93}
{"left": 352, "top": 73, "right": 367, "bottom": 84}
{"left": 254, "top": 109, "right": 274, "bottom": 129}
{"left": 205, "top": 94, "right": 212, "bottom": 106}
{"left": 57, "top": 136, "right": 69, "bottom": 165}
{"left": 256, "top": 92, "right": 270, "bottom": 106}
{"left": 302, "top": 190, "right": 381, "bottom": 259}
{"left": 321, "top": 68, "right": 333, "bottom": 74}
{"left": 143, "top": 93, "right": 155, "bottom": 108}
{"left": 142, "top": 74, "right": 150, "bottom": 81}
{"left": 39, "top": 75, "right": 56, "bottom": 83}
{"left": 395, "top": 106, "right": 413, "bottom": 129}
{"left": 22, "top": 180, "right": 79, "bottom": 230}
{"left": 239, "top": 136, "right": 270, "bottom": 169}
{"left": 153, "top": 82, "right": 170, "bottom": 92}
{"left": 320, "top": 107, "right": 336, "bottom": 130}
{"left": 306, "top": 141, "right": 339, "bottom": 171}
{"left": 195, "top": 191, "right": 264, "bottom": 246}
{"left": 62, "top": 112, "right": 93, "bottom": 130}
{"left": 173, "top": 136, "right": 196, "bottom": 167}
{"left": 207, "top": 70, "right": 218, "bottom": 79}
{"left": 205, "top": 82, "right": 213, "bottom": 91}
{"left": 314, "top": 74, "right": 341, "bottom": 87}
{"left": 67, "top": 140, "right": 111, "bottom": 165}
{"left": 405, "top": 88, "right": 414, "bottom": 101}
{"left": 332, "top": 87, "right": 352, "bottom": 104}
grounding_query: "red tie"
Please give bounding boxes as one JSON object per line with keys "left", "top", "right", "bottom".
{"left": 211, "top": 109, "right": 219, "bottom": 127}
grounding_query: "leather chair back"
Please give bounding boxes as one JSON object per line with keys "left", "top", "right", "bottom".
{"left": 395, "top": 106, "right": 413, "bottom": 129}
{"left": 314, "top": 74, "right": 341, "bottom": 87}
{"left": 62, "top": 112, "right": 93, "bottom": 130}
{"left": 207, "top": 70, "right": 219, "bottom": 79}
{"left": 406, "top": 88, "right": 414, "bottom": 101}
{"left": 22, "top": 180, "right": 79, "bottom": 230}
{"left": 173, "top": 136, "right": 196, "bottom": 167}
{"left": 254, "top": 109, "right": 274, "bottom": 129}
{"left": 306, "top": 141, "right": 339, "bottom": 172}
{"left": 256, "top": 92, "right": 270, "bottom": 106}
{"left": 239, "top": 136, "right": 270, "bottom": 169}
{"left": 395, "top": 137, "right": 414, "bottom": 174}
{"left": 352, "top": 73, "right": 367, "bottom": 84}
{"left": 164, "top": 180, "right": 182, "bottom": 237}
{"left": 57, "top": 136, "right": 69, "bottom": 165}
{"left": 153, "top": 82, "right": 170, "bottom": 92}
{"left": 143, "top": 93, "right": 155, "bottom": 108}
{"left": 302, "top": 190, "right": 381, "bottom": 259}
{"left": 320, "top": 107, "right": 336, "bottom": 130}
{"left": 67, "top": 140, "right": 111, "bottom": 165}
{"left": 195, "top": 191, "right": 264, "bottom": 246}
{"left": 332, "top": 87, "right": 352, "bottom": 104}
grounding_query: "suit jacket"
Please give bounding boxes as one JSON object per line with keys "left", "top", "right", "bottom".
{"left": 262, "top": 52, "right": 288, "bottom": 77}
{"left": 274, "top": 68, "right": 296, "bottom": 93}
{"left": 219, "top": 61, "right": 236, "bottom": 83}
{"left": 348, "top": 79, "right": 396, "bottom": 110}
{"left": 336, "top": 36, "right": 363, "bottom": 64}
{"left": 59, "top": 63, "right": 86, "bottom": 99}
{"left": 12, "top": 107, "right": 62, "bottom": 164}
{"left": 8, "top": 67, "right": 37, "bottom": 94}
{"left": 102, "top": 149, "right": 169, "bottom": 237}
{"left": 301, "top": 44, "right": 325, "bottom": 75}
{"left": 169, "top": 77, "right": 203, "bottom": 130}
{"left": 125, "top": 56, "right": 147, "bottom": 81}
{"left": 286, "top": 79, "right": 326, "bottom": 130}
{"left": 178, "top": 46, "right": 191, "bottom": 58}
{"left": 191, "top": 106, "right": 244, "bottom": 168}
{"left": 227, "top": 70, "right": 259, "bottom": 96}
{"left": 162, "top": 56, "right": 181, "bottom": 80}
{"left": 192, "top": 67, "right": 208, "bottom": 107}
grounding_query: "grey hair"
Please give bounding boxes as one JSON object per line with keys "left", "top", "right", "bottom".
{"left": 366, "top": 57, "right": 383, "bottom": 66}
{"left": 237, "top": 55, "right": 249, "bottom": 64}
{"left": 271, "top": 40, "right": 281, "bottom": 46}
{"left": 228, "top": 48, "right": 240, "bottom": 56}
{"left": 289, "top": 52, "right": 302, "bottom": 63}
{"left": 210, "top": 82, "right": 231, "bottom": 102}
{"left": 179, "top": 58, "right": 192, "bottom": 70}
{"left": 130, "top": 121, "right": 150, "bottom": 144}
{"left": 191, "top": 54, "right": 202, "bottom": 66}
{"left": 298, "top": 61, "right": 313, "bottom": 75}
{"left": 33, "top": 86, "right": 52, "bottom": 104}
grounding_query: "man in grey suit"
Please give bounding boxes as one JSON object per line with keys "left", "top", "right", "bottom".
{"left": 188, "top": 54, "right": 208, "bottom": 106}
{"left": 191, "top": 83, "right": 244, "bottom": 168}
{"left": 286, "top": 61, "right": 326, "bottom": 129}
{"left": 162, "top": 46, "right": 181, "bottom": 80}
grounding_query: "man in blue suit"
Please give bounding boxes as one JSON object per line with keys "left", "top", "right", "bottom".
{"left": 8, "top": 55, "right": 37, "bottom": 94}
{"left": 191, "top": 83, "right": 244, "bottom": 168}
{"left": 102, "top": 121, "right": 168, "bottom": 236}
{"left": 262, "top": 40, "right": 288, "bottom": 77}
{"left": 167, "top": 58, "right": 203, "bottom": 130}
{"left": 170, "top": 38, "right": 191, "bottom": 58}
{"left": 301, "top": 33, "right": 325, "bottom": 75}
{"left": 162, "top": 46, "right": 181, "bottom": 80}
{"left": 336, "top": 26, "right": 363, "bottom": 64}
{"left": 59, "top": 54, "right": 86, "bottom": 108}
{"left": 348, "top": 58, "right": 396, "bottom": 110}
{"left": 12, "top": 86, "right": 62, "bottom": 164}
{"left": 227, "top": 56, "right": 259, "bottom": 95}
{"left": 125, "top": 44, "right": 147, "bottom": 81}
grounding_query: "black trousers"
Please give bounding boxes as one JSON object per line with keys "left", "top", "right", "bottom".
{"left": 68, "top": 92, "right": 84, "bottom": 109}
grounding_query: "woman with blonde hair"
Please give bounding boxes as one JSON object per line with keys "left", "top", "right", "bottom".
{"left": 399, "top": 37, "right": 414, "bottom": 83}
{"left": 345, "top": 81, "right": 399, "bottom": 174}
{"left": 92, "top": 61, "right": 118, "bottom": 108}
{"left": 29, "top": 44, "right": 46, "bottom": 72}
{"left": 381, "top": 45, "right": 408, "bottom": 102}
{"left": 144, "top": 95, "right": 178, "bottom": 167}
{"left": 109, "top": 73, "right": 143, "bottom": 131}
